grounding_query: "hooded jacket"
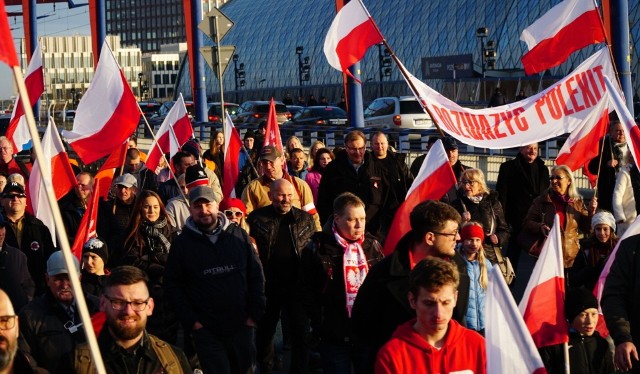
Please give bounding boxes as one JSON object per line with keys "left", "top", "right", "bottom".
{"left": 375, "top": 319, "right": 486, "bottom": 374}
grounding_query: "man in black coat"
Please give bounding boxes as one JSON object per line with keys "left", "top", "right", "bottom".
{"left": 496, "top": 143, "right": 549, "bottom": 269}
{"left": 351, "top": 200, "right": 469, "bottom": 372}
{"left": 0, "top": 214, "right": 34, "bottom": 311}
{"left": 588, "top": 119, "right": 628, "bottom": 212}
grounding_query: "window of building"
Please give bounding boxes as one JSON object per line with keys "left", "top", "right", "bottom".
{"left": 162, "top": 74, "right": 169, "bottom": 84}
{"left": 154, "top": 75, "right": 161, "bottom": 84}
{"left": 159, "top": 88, "right": 166, "bottom": 98}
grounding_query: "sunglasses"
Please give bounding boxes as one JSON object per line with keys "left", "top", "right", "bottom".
{"left": 3, "top": 193, "right": 26, "bottom": 199}
{"left": 224, "top": 210, "right": 243, "bottom": 218}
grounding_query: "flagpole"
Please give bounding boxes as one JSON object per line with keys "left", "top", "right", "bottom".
{"left": 11, "top": 67, "right": 107, "bottom": 374}
{"left": 593, "top": 0, "right": 624, "bottom": 91}
{"left": 356, "top": 0, "right": 445, "bottom": 138}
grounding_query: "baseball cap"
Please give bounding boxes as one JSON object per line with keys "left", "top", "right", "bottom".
{"left": 260, "top": 145, "right": 282, "bottom": 162}
{"left": 47, "top": 251, "right": 80, "bottom": 276}
{"left": 189, "top": 186, "right": 217, "bottom": 204}
{"left": 113, "top": 173, "right": 137, "bottom": 188}
{"left": 442, "top": 136, "right": 458, "bottom": 150}
{"left": 3, "top": 181, "right": 25, "bottom": 195}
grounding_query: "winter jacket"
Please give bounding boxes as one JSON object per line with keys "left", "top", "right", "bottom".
{"left": 4, "top": 213, "right": 56, "bottom": 296}
{"left": 522, "top": 189, "right": 592, "bottom": 267}
{"left": 462, "top": 254, "right": 491, "bottom": 332}
{"left": 300, "top": 227, "right": 383, "bottom": 343}
{"left": 613, "top": 164, "right": 638, "bottom": 236}
{"left": 166, "top": 196, "right": 190, "bottom": 233}
{"left": 58, "top": 191, "right": 85, "bottom": 245}
{"left": 305, "top": 169, "right": 322, "bottom": 204}
{"left": 80, "top": 272, "right": 105, "bottom": 299}
{"left": 450, "top": 190, "right": 510, "bottom": 247}
{"left": 287, "top": 161, "right": 309, "bottom": 180}
{"left": 539, "top": 330, "right": 614, "bottom": 374}
{"left": 19, "top": 291, "right": 100, "bottom": 374}
{"left": 164, "top": 215, "right": 266, "bottom": 337}
{"left": 98, "top": 197, "right": 135, "bottom": 265}
{"left": 247, "top": 205, "right": 315, "bottom": 276}
{"left": 588, "top": 135, "right": 628, "bottom": 212}
{"left": 377, "top": 152, "right": 413, "bottom": 210}
{"left": 496, "top": 153, "right": 550, "bottom": 234}
{"left": 375, "top": 319, "right": 486, "bottom": 374}
{"left": 0, "top": 244, "right": 34, "bottom": 311}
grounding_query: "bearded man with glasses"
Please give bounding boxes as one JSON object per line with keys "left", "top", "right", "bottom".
{"left": 0, "top": 289, "right": 36, "bottom": 373}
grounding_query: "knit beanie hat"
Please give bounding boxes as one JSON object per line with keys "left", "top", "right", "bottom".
{"left": 219, "top": 197, "right": 247, "bottom": 215}
{"left": 460, "top": 223, "right": 485, "bottom": 241}
{"left": 565, "top": 287, "right": 599, "bottom": 322}
{"left": 185, "top": 164, "right": 209, "bottom": 190}
{"left": 82, "top": 237, "right": 109, "bottom": 264}
{"left": 591, "top": 211, "right": 616, "bottom": 232}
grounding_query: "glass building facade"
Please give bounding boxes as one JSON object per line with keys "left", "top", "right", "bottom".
{"left": 176, "top": 0, "right": 640, "bottom": 106}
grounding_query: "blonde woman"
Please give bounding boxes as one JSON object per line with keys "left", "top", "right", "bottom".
{"left": 459, "top": 221, "right": 491, "bottom": 335}
{"left": 308, "top": 140, "right": 326, "bottom": 168}
{"left": 285, "top": 135, "right": 303, "bottom": 160}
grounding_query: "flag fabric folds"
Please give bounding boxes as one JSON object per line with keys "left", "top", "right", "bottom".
{"left": 146, "top": 94, "right": 193, "bottom": 173}
{"left": 0, "top": 0, "right": 19, "bottom": 67}
{"left": 604, "top": 76, "right": 640, "bottom": 166}
{"left": 520, "top": 0, "right": 606, "bottom": 75}
{"left": 263, "top": 98, "right": 284, "bottom": 154}
{"left": 323, "top": 0, "right": 383, "bottom": 79}
{"left": 94, "top": 140, "right": 128, "bottom": 199}
{"left": 70, "top": 182, "right": 101, "bottom": 261}
{"left": 519, "top": 214, "right": 569, "bottom": 348}
{"left": 7, "top": 42, "right": 44, "bottom": 153}
{"left": 223, "top": 112, "right": 242, "bottom": 198}
{"left": 29, "top": 118, "right": 77, "bottom": 247}
{"left": 62, "top": 41, "right": 140, "bottom": 164}
{"left": 486, "top": 264, "right": 548, "bottom": 374}
{"left": 382, "top": 140, "right": 457, "bottom": 255}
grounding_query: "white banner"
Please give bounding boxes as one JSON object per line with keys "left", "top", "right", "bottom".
{"left": 403, "top": 48, "right": 619, "bottom": 149}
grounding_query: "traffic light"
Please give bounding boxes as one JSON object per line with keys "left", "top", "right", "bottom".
{"left": 300, "top": 56, "right": 311, "bottom": 81}
{"left": 237, "top": 63, "right": 245, "bottom": 79}
{"left": 381, "top": 48, "right": 392, "bottom": 67}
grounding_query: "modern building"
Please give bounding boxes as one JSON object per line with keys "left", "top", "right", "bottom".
{"left": 175, "top": 0, "right": 640, "bottom": 107}
{"left": 141, "top": 43, "right": 187, "bottom": 101}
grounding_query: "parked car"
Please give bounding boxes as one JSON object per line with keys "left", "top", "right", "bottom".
{"left": 363, "top": 96, "right": 433, "bottom": 133}
{"left": 235, "top": 100, "right": 291, "bottom": 125}
{"left": 284, "top": 106, "right": 348, "bottom": 127}
{"left": 55, "top": 109, "right": 76, "bottom": 121}
{"left": 207, "top": 102, "right": 240, "bottom": 124}
{"left": 149, "top": 100, "right": 195, "bottom": 129}
{"left": 139, "top": 101, "right": 162, "bottom": 120}
{"left": 286, "top": 105, "right": 304, "bottom": 117}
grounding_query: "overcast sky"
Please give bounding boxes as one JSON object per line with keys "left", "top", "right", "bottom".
{"left": 1, "top": 3, "right": 91, "bottom": 101}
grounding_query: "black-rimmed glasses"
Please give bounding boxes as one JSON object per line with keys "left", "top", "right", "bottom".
{"left": 0, "top": 315, "right": 17, "bottom": 330}
{"left": 431, "top": 230, "right": 459, "bottom": 238}
{"left": 105, "top": 296, "right": 150, "bottom": 311}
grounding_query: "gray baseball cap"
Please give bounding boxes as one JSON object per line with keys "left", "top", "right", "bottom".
{"left": 113, "top": 173, "right": 137, "bottom": 188}
{"left": 47, "top": 251, "right": 80, "bottom": 276}
{"left": 189, "top": 186, "right": 217, "bottom": 204}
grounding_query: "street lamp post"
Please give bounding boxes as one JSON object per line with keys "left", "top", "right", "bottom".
{"left": 476, "top": 27, "right": 487, "bottom": 78}
{"left": 138, "top": 72, "right": 144, "bottom": 101}
{"left": 233, "top": 54, "right": 239, "bottom": 92}
{"left": 296, "top": 46, "right": 304, "bottom": 98}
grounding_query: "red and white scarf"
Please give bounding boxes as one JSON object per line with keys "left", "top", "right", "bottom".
{"left": 333, "top": 224, "right": 368, "bottom": 318}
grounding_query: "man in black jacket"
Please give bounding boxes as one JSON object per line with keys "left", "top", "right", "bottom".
{"left": 164, "top": 186, "right": 265, "bottom": 374}
{"left": 370, "top": 132, "right": 413, "bottom": 211}
{"left": 0, "top": 214, "right": 34, "bottom": 311}
{"left": 248, "top": 178, "right": 315, "bottom": 373}
{"left": 98, "top": 174, "right": 137, "bottom": 267}
{"left": 588, "top": 119, "right": 628, "bottom": 212}
{"left": 59, "top": 172, "right": 93, "bottom": 245}
{"left": 351, "top": 200, "right": 469, "bottom": 372}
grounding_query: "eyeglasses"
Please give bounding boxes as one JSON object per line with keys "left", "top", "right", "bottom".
{"left": 105, "top": 296, "right": 150, "bottom": 311}
{"left": 549, "top": 176, "right": 565, "bottom": 181}
{"left": 461, "top": 180, "right": 477, "bottom": 185}
{"left": 224, "top": 210, "right": 243, "bottom": 218}
{"left": 346, "top": 146, "right": 366, "bottom": 153}
{"left": 0, "top": 147, "right": 12, "bottom": 152}
{"left": 0, "top": 315, "right": 17, "bottom": 330}
{"left": 3, "top": 193, "right": 26, "bottom": 199}
{"left": 432, "top": 230, "right": 459, "bottom": 238}
{"left": 115, "top": 184, "right": 130, "bottom": 190}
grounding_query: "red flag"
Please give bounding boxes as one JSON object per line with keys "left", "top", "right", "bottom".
{"left": 146, "top": 95, "right": 193, "bottom": 173}
{"left": 263, "top": 98, "right": 284, "bottom": 154}
{"left": 382, "top": 140, "right": 457, "bottom": 255}
{"left": 62, "top": 42, "right": 140, "bottom": 164}
{"left": 223, "top": 111, "right": 242, "bottom": 198}
{"left": 0, "top": 0, "right": 18, "bottom": 67}
{"left": 518, "top": 214, "right": 568, "bottom": 348}
{"left": 94, "top": 140, "right": 128, "bottom": 199}
{"left": 7, "top": 43, "right": 44, "bottom": 153}
{"left": 71, "top": 181, "right": 101, "bottom": 261}
{"left": 29, "top": 118, "right": 78, "bottom": 246}
{"left": 605, "top": 76, "right": 640, "bottom": 166}
{"left": 520, "top": 0, "right": 606, "bottom": 75}
{"left": 323, "top": 0, "right": 384, "bottom": 80}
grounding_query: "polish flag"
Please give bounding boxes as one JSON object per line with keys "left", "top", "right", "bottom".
{"left": 518, "top": 214, "right": 569, "bottom": 348}
{"left": 146, "top": 94, "right": 193, "bottom": 173}
{"left": 7, "top": 43, "right": 44, "bottom": 153}
{"left": 62, "top": 41, "right": 140, "bottom": 164}
{"left": 604, "top": 76, "right": 640, "bottom": 166}
{"left": 520, "top": 0, "right": 606, "bottom": 75}
{"left": 263, "top": 98, "right": 284, "bottom": 154}
{"left": 382, "top": 140, "right": 457, "bottom": 255}
{"left": 486, "top": 265, "right": 548, "bottom": 374}
{"left": 223, "top": 111, "right": 242, "bottom": 198}
{"left": 324, "top": 0, "right": 383, "bottom": 80}
{"left": 70, "top": 181, "right": 100, "bottom": 260}
{"left": 29, "top": 117, "right": 78, "bottom": 246}
{"left": 0, "top": 0, "right": 18, "bottom": 67}
{"left": 94, "top": 140, "right": 128, "bottom": 199}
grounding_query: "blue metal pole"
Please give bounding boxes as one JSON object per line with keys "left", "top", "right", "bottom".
{"left": 348, "top": 62, "right": 364, "bottom": 128}
{"left": 192, "top": 1, "right": 208, "bottom": 136}
{"left": 95, "top": 0, "right": 106, "bottom": 56}
{"left": 611, "top": 0, "right": 633, "bottom": 115}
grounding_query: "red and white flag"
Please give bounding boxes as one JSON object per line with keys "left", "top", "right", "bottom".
{"left": 62, "top": 41, "right": 140, "bottom": 164}
{"left": 7, "top": 42, "right": 44, "bottom": 153}
{"left": 520, "top": 0, "right": 606, "bottom": 75}
{"left": 519, "top": 214, "right": 569, "bottom": 348}
{"left": 70, "top": 181, "right": 101, "bottom": 261}
{"left": 146, "top": 94, "right": 193, "bottom": 173}
{"left": 29, "top": 117, "right": 77, "bottom": 246}
{"left": 323, "top": 0, "right": 383, "bottom": 80}
{"left": 382, "top": 140, "right": 457, "bottom": 255}
{"left": 223, "top": 111, "right": 242, "bottom": 198}
{"left": 94, "top": 140, "right": 128, "bottom": 199}
{"left": 263, "top": 98, "right": 284, "bottom": 154}
{"left": 0, "top": 0, "right": 18, "bottom": 67}
{"left": 604, "top": 76, "right": 640, "bottom": 166}
{"left": 486, "top": 264, "right": 548, "bottom": 374}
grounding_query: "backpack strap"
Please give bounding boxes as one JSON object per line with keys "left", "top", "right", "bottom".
{"left": 148, "top": 334, "right": 181, "bottom": 372}
{"left": 74, "top": 343, "right": 95, "bottom": 374}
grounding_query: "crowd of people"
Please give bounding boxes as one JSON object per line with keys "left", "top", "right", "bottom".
{"left": 0, "top": 117, "right": 638, "bottom": 374}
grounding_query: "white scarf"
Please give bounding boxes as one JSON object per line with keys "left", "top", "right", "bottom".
{"left": 333, "top": 224, "right": 368, "bottom": 318}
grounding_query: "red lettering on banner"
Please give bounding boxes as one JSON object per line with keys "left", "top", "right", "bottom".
{"left": 479, "top": 115, "right": 496, "bottom": 140}
{"left": 499, "top": 112, "right": 516, "bottom": 135}
{"left": 513, "top": 107, "right": 529, "bottom": 131}
{"left": 451, "top": 111, "right": 469, "bottom": 138}
{"left": 565, "top": 76, "right": 585, "bottom": 113}
{"left": 546, "top": 90, "right": 563, "bottom": 120}
{"left": 555, "top": 85, "right": 574, "bottom": 116}
{"left": 576, "top": 72, "right": 597, "bottom": 108}
{"left": 586, "top": 69, "right": 602, "bottom": 101}
{"left": 535, "top": 97, "right": 548, "bottom": 125}
{"left": 593, "top": 65, "right": 605, "bottom": 90}
{"left": 432, "top": 106, "right": 459, "bottom": 135}
{"left": 463, "top": 112, "right": 481, "bottom": 140}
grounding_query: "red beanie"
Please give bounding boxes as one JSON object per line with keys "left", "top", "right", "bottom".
{"left": 219, "top": 197, "right": 247, "bottom": 215}
{"left": 460, "top": 224, "right": 485, "bottom": 241}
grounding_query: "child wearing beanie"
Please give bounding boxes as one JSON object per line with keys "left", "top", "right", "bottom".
{"left": 539, "top": 287, "right": 614, "bottom": 373}
{"left": 458, "top": 221, "right": 491, "bottom": 335}
{"left": 80, "top": 237, "right": 109, "bottom": 298}
{"left": 571, "top": 211, "right": 618, "bottom": 289}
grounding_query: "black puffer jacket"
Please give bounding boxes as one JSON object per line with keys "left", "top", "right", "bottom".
{"left": 300, "top": 227, "right": 383, "bottom": 343}
{"left": 539, "top": 330, "right": 614, "bottom": 374}
{"left": 98, "top": 198, "right": 135, "bottom": 266}
{"left": 247, "top": 205, "right": 316, "bottom": 273}
{"left": 450, "top": 189, "right": 510, "bottom": 247}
